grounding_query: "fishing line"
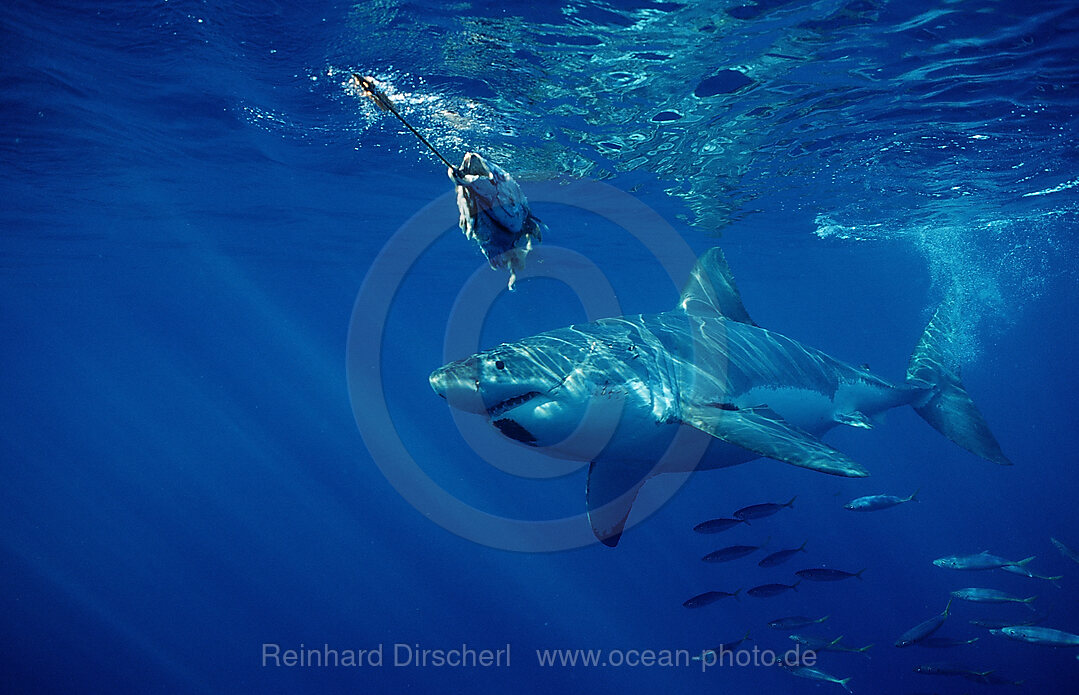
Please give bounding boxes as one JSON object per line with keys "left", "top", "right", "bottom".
{"left": 351, "top": 73, "right": 459, "bottom": 174}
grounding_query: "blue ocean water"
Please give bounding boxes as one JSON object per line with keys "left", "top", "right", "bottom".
{"left": 2, "top": 0, "right": 1078, "bottom": 692}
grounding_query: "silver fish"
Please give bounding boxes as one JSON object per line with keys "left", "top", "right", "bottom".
{"left": 769, "top": 615, "right": 829, "bottom": 630}
{"left": 779, "top": 663, "right": 852, "bottom": 692}
{"left": 734, "top": 496, "right": 795, "bottom": 520}
{"left": 1051, "top": 536, "right": 1079, "bottom": 565}
{"left": 682, "top": 589, "right": 741, "bottom": 608}
{"left": 747, "top": 581, "right": 800, "bottom": 597}
{"left": 790, "top": 634, "right": 872, "bottom": 657}
{"left": 844, "top": 488, "right": 918, "bottom": 511}
{"left": 702, "top": 540, "right": 768, "bottom": 563}
{"left": 692, "top": 629, "right": 752, "bottom": 661}
{"left": 932, "top": 551, "right": 1034, "bottom": 571}
{"left": 758, "top": 541, "right": 808, "bottom": 567}
{"left": 795, "top": 567, "right": 865, "bottom": 582}
{"left": 918, "top": 636, "right": 980, "bottom": 647}
{"left": 969, "top": 612, "right": 1046, "bottom": 630}
{"left": 999, "top": 562, "right": 1062, "bottom": 586}
{"left": 951, "top": 587, "right": 1037, "bottom": 609}
{"left": 990, "top": 625, "right": 1079, "bottom": 647}
{"left": 896, "top": 599, "right": 952, "bottom": 647}
{"left": 693, "top": 517, "right": 747, "bottom": 534}
{"left": 913, "top": 662, "right": 994, "bottom": 681}
{"left": 790, "top": 634, "right": 845, "bottom": 650}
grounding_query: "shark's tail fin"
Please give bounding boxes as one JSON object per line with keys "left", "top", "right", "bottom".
{"left": 906, "top": 301, "right": 1011, "bottom": 465}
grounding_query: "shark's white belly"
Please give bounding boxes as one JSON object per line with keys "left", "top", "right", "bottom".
{"left": 737, "top": 386, "right": 839, "bottom": 434}
{"left": 540, "top": 385, "right": 842, "bottom": 470}
{"left": 533, "top": 383, "right": 679, "bottom": 464}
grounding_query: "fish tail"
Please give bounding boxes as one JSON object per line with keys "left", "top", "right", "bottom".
{"left": 907, "top": 487, "right": 920, "bottom": 502}
{"left": 785, "top": 495, "right": 797, "bottom": 508}
{"left": 838, "top": 676, "right": 852, "bottom": 693}
{"left": 733, "top": 588, "right": 742, "bottom": 602}
{"left": 792, "top": 580, "right": 801, "bottom": 591}
{"left": 798, "top": 540, "right": 808, "bottom": 552}
{"left": 1015, "top": 555, "right": 1036, "bottom": 567}
{"left": 943, "top": 597, "right": 953, "bottom": 615}
{"left": 905, "top": 298, "right": 1011, "bottom": 465}
{"left": 818, "top": 615, "right": 830, "bottom": 623}
{"left": 855, "top": 568, "right": 866, "bottom": 580}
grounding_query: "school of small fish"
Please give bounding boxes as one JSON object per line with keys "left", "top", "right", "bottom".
{"left": 684, "top": 491, "right": 1079, "bottom": 691}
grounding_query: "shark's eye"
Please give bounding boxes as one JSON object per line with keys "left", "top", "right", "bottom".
{"left": 495, "top": 360, "right": 505, "bottom": 370}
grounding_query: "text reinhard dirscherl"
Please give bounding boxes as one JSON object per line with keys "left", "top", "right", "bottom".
{"left": 261, "top": 643, "right": 511, "bottom": 668}
{"left": 261, "top": 643, "right": 818, "bottom": 672}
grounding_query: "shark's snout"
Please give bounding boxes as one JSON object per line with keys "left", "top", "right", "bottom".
{"left": 429, "top": 364, "right": 488, "bottom": 415}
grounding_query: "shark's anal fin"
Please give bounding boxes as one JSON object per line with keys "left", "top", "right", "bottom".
{"left": 836, "top": 411, "right": 873, "bottom": 429}
{"left": 678, "top": 248, "right": 756, "bottom": 325}
{"left": 683, "top": 405, "right": 869, "bottom": 478}
{"left": 586, "top": 460, "right": 653, "bottom": 547}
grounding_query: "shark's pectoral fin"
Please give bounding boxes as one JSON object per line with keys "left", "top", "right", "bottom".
{"left": 586, "top": 460, "right": 653, "bottom": 547}
{"left": 683, "top": 405, "right": 869, "bottom": 478}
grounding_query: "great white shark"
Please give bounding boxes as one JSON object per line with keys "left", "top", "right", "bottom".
{"left": 430, "top": 248, "right": 1010, "bottom": 547}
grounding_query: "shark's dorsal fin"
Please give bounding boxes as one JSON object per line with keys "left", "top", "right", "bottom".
{"left": 682, "top": 404, "right": 869, "bottom": 477}
{"left": 678, "top": 248, "right": 756, "bottom": 325}
{"left": 586, "top": 460, "right": 652, "bottom": 547}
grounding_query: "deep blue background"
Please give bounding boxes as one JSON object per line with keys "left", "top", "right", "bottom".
{"left": 2, "top": 1, "right": 1077, "bottom": 693}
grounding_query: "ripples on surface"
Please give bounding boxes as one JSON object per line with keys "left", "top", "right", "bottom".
{"left": 325, "top": 0, "right": 1077, "bottom": 358}
{"left": 5, "top": 0, "right": 1074, "bottom": 350}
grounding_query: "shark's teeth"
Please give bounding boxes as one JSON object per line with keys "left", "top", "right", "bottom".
{"left": 487, "top": 391, "right": 541, "bottom": 418}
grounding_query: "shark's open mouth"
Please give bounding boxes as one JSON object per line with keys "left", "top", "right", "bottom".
{"left": 486, "top": 391, "right": 541, "bottom": 418}
{"left": 493, "top": 418, "right": 537, "bottom": 444}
